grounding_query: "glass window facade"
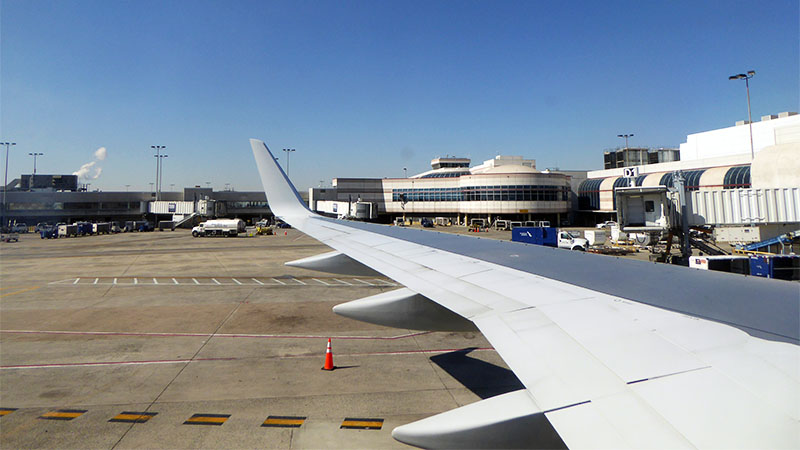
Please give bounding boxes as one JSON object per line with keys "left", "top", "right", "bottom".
{"left": 723, "top": 166, "right": 751, "bottom": 189}
{"left": 578, "top": 179, "right": 603, "bottom": 210}
{"left": 419, "top": 171, "right": 471, "bottom": 179}
{"left": 392, "top": 185, "right": 569, "bottom": 202}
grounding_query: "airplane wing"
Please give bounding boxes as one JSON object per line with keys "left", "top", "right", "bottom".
{"left": 251, "top": 139, "right": 800, "bottom": 449}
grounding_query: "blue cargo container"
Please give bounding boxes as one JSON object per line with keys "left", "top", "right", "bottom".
{"left": 749, "top": 255, "right": 800, "bottom": 280}
{"left": 511, "top": 227, "right": 558, "bottom": 247}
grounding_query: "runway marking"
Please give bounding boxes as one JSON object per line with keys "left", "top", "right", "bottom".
{"left": 47, "top": 277, "right": 398, "bottom": 287}
{"left": 0, "top": 286, "right": 41, "bottom": 298}
{"left": 0, "top": 346, "right": 493, "bottom": 370}
{"left": 1, "top": 329, "right": 431, "bottom": 342}
{"left": 340, "top": 418, "right": 384, "bottom": 430}
{"left": 40, "top": 409, "right": 87, "bottom": 421}
{"left": 109, "top": 411, "right": 157, "bottom": 423}
{"left": 184, "top": 413, "right": 229, "bottom": 426}
{"left": 262, "top": 415, "right": 306, "bottom": 428}
{"left": 0, "top": 408, "right": 18, "bottom": 416}
{"left": 0, "top": 357, "right": 235, "bottom": 370}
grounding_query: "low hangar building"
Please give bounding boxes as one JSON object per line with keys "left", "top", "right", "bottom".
{"left": 310, "top": 155, "right": 579, "bottom": 225}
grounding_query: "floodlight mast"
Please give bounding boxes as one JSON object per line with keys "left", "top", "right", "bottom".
{"left": 728, "top": 70, "right": 756, "bottom": 159}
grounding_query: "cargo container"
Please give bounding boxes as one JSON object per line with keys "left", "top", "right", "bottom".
{"left": 749, "top": 255, "right": 800, "bottom": 280}
{"left": 58, "top": 224, "right": 78, "bottom": 238}
{"left": 689, "top": 255, "right": 750, "bottom": 275}
{"left": 92, "top": 223, "right": 111, "bottom": 234}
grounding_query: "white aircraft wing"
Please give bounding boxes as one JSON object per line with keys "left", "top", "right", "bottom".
{"left": 251, "top": 139, "right": 800, "bottom": 449}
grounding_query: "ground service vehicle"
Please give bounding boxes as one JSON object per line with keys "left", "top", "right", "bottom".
{"left": 192, "top": 219, "right": 245, "bottom": 237}
{"left": 512, "top": 227, "right": 588, "bottom": 251}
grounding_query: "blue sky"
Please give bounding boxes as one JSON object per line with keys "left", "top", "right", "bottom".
{"left": 1, "top": 0, "right": 797, "bottom": 191}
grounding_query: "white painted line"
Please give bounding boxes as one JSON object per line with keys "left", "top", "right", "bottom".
{"left": 211, "top": 278, "right": 221, "bottom": 285}
{"left": 292, "top": 278, "right": 307, "bottom": 285}
{"left": 73, "top": 278, "right": 80, "bottom": 285}
{"left": 192, "top": 278, "right": 200, "bottom": 285}
{"left": 172, "top": 278, "right": 179, "bottom": 285}
{"left": 373, "top": 279, "right": 396, "bottom": 286}
{"left": 333, "top": 279, "right": 352, "bottom": 286}
{"left": 272, "top": 278, "right": 286, "bottom": 285}
{"left": 312, "top": 278, "right": 331, "bottom": 286}
{"left": 354, "top": 279, "right": 374, "bottom": 286}
{"left": 113, "top": 278, "right": 118, "bottom": 284}
{"left": 93, "top": 278, "right": 99, "bottom": 285}
{"left": 134, "top": 278, "right": 138, "bottom": 285}
{"left": 251, "top": 278, "right": 264, "bottom": 285}
{"left": 232, "top": 278, "right": 242, "bottom": 285}
{"left": 153, "top": 278, "right": 159, "bottom": 285}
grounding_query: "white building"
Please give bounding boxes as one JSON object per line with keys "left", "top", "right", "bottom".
{"left": 311, "top": 155, "right": 576, "bottom": 225}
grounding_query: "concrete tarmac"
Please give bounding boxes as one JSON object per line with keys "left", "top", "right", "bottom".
{"left": 0, "top": 229, "right": 517, "bottom": 449}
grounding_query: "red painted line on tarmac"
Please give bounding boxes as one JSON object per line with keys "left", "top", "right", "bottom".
{"left": 0, "top": 329, "right": 430, "bottom": 340}
{"left": 0, "top": 357, "right": 235, "bottom": 370}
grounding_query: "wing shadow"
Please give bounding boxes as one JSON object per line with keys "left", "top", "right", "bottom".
{"left": 430, "top": 347, "right": 524, "bottom": 399}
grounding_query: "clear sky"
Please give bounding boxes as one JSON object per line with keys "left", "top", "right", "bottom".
{"left": 1, "top": 0, "right": 797, "bottom": 192}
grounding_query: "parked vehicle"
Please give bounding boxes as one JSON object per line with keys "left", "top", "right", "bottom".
{"left": 596, "top": 221, "right": 618, "bottom": 229}
{"left": 1, "top": 233, "right": 19, "bottom": 242}
{"left": 11, "top": 223, "right": 28, "bottom": 233}
{"left": 512, "top": 227, "right": 589, "bottom": 251}
{"left": 58, "top": 224, "right": 78, "bottom": 238}
{"left": 93, "top": 222, "right": 112, "bottom": 234}
{"left": 192, "top": 219, "right": 245, "bottom": 237}
{"left": 40, "top": 226, "right": 58, "bottom": 239}
{"left": 420, "top": 218, "right": 434, "bottom": 228}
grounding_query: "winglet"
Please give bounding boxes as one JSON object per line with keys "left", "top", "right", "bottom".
{"left": 250, "top": 139, "right": 312, "bottom": 221}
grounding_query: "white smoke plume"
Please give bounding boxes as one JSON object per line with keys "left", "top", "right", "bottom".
{"left": 73, "top": 147, "right": 107, "bottom": 180}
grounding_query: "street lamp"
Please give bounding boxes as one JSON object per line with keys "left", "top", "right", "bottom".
{"left": 125, "top": 184, "right": 131, "bottom": 192}
{"left": 617, "top": 134, "right": 634, "bottom": 149}
{"left": 1, "top": 142, "right": 16, "bottom": 228}
{"left": 154, "top": 154, "right": 168, "bottom": 200}
{"left": 729, "top": 70, "right": 756, "bottom": 159}
{"left": 403, "top": 167, "right": 408, "bottom": 178}
{"left": 28, "top": 152, "right": 44, "bottom": 176}
{"left": 151, "top": 145, "right": 166, "bottom": 200}
{"left": 282, "top": 148, "right": 296, "bottom": 176}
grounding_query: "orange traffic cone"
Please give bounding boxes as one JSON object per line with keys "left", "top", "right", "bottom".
{"left": 322, "top": 338, "right": 335, "bottom": 371}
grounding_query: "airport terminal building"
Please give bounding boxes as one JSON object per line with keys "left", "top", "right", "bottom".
{"left": 310, "top": 155, "right": 582, "bottom": 225}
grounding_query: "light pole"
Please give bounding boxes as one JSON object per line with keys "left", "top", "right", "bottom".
{"left": 729, "top": 70, "right": 756, "bottom": 159}
{"left": 149, "top": 182, "right": 155, "bottom": 195}
{"left": 155, "top": 154, "right": 168, "bottom": 200}
{"left": 151, "top": 145, "right": 166, "bottom": 200}
{"left": 1, "top": 142, "right": 16, "bottom": 228}
{"left": 282, "top": 148, "right": 295, "bottom": 177}
{"left": 28, "top": 152, "right": 44, "bottom": 176}
{"left": 403, "top": 167, "right": 408, "bottom": 178}
{"left": 125, "top": 184, "right": 131, "bottom": 192}
{"left": 617, "top": 134, "right": 634, "bottom": 149}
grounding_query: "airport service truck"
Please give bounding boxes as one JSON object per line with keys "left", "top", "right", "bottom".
{"left": 512, "top": 227, "right": 589, "bottom": 251}
{"left": 192, "top": 219, "right": 245, "bottom": 237}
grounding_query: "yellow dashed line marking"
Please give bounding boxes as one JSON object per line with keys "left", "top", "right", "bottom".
{"left": 39, "top": 409, "right": 87, "bottom": 420}
{"left": 183, "top": 413, "right": 230, "bottom": 426}
{"left": 0, "top": 286, "right": 40, "bottom": 298}
{"left": 0, "top": 408, "right": 18, "bottom": 416}
{"left": 262, "top": 415, "right": 306, "bottom": 428}
{"left": 109, "top": 411, "right": 157, "bottom": 423}
{"left": 340, "top": 418, "right": 384, "bottom": 430}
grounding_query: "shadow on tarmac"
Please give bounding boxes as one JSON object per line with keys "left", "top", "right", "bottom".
{"left": 430, "top": 347, "right": 524, "bottom": 399}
